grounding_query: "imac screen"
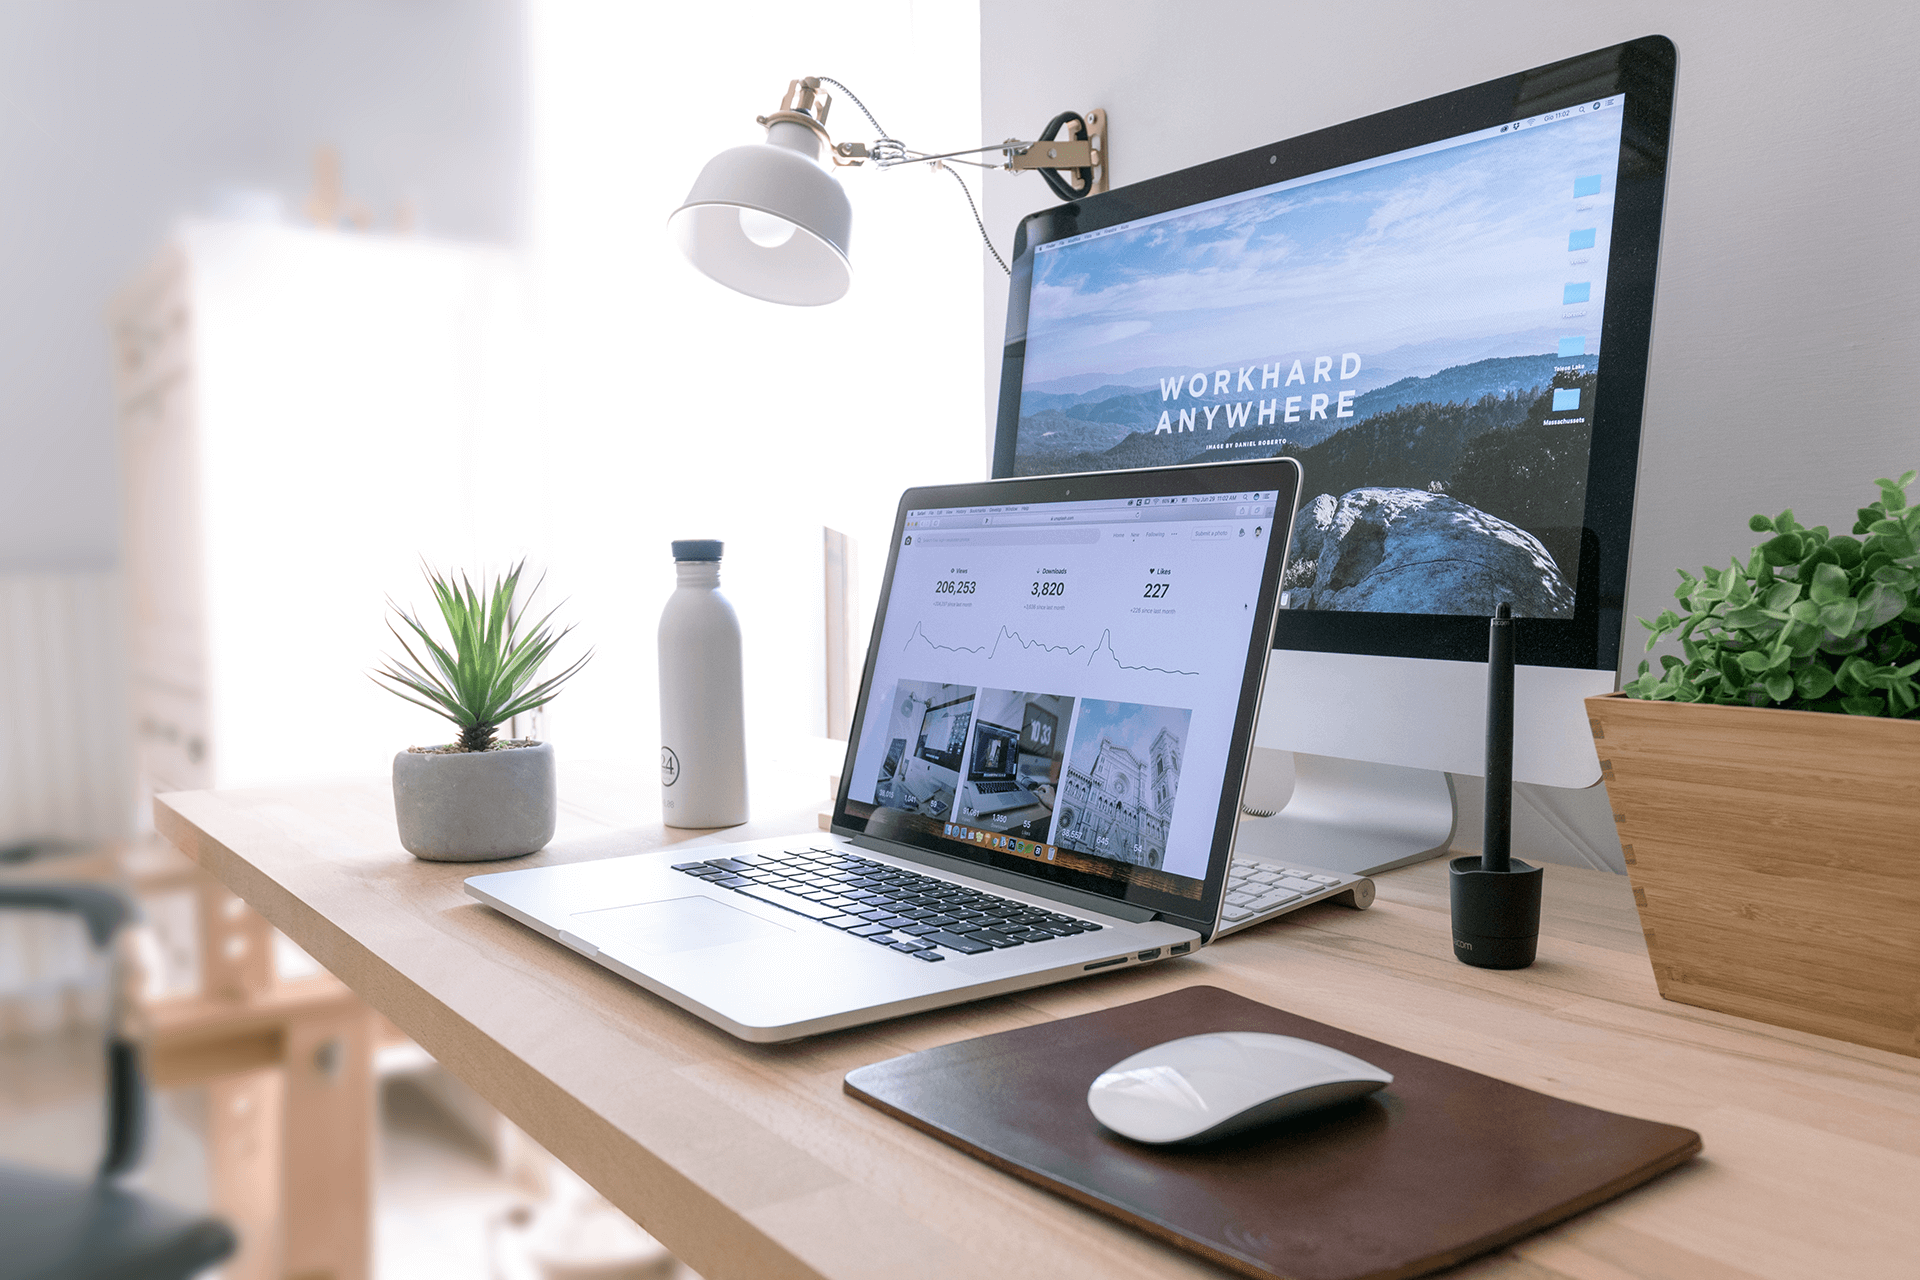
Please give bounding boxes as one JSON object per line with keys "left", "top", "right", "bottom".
{"left": 996, "top": 38, "right": 1674, "bottom": 667}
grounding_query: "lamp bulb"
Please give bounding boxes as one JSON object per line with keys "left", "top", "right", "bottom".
{"left": 737, "top": 207, "right": 798, "bottom": 249}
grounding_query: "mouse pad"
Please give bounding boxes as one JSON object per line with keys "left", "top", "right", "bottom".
{"left": 844, "top": 985, "right": 1700, "bottom": 1280}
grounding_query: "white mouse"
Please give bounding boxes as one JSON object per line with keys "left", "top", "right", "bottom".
{"left": 1086, "top": 1031, "right": 1393, "bottom": 1144}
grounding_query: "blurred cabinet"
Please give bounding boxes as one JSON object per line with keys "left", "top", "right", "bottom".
{"left": 111, "top": 223, "right": 533, "bottom": 1280}
{"left": 111, "top": 221, "right": 540, "bottom": 804}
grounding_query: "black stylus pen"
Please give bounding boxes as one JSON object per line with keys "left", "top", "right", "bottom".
{"left": 1482, "top": 601, "right": 1514, "bottom": 874}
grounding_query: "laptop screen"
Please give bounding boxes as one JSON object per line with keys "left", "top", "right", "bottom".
{"left": 836, "top": 461, "right": 1299, "bottom": 921}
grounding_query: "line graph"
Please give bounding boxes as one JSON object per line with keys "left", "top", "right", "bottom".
{"left": 902, "top": 621, "right": 1199, "bottom": 676}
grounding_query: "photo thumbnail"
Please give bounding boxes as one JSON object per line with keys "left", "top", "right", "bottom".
{"left": 955, "top": 689, "right": 1074, "bottom": 843}
{"left": 867, "top": 679, "right": 975, "bottom": 822}
{"left": 1052, "top": 700, "right": 1191, "bottom": 869}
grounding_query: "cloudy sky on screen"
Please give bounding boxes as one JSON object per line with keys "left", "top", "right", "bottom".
{"left": 1021, "top": 109, "right": 1624, "bottom": 387}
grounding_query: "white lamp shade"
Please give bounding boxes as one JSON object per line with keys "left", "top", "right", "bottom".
{"left": 670, "top": 125, "right": 853, "bottom": 306}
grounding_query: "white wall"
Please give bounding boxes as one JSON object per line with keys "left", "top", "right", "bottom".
{"left": 526, "top": 0, "right": 984, "bottom": 788}
{"left": 0, "top": 0, "right": 528, "bottom": 572}
{"left": 979, "top": 0, "right": 1920, "bottom": 870}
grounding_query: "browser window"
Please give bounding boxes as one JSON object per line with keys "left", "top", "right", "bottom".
{"left": 843, "top": 489, "right": 1281, "bottom": 896}
{"left": 1011, "top": 99, "right": 1627, "bottom": 621}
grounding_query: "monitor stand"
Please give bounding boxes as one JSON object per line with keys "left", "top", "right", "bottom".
{"left": 1231, "top": 751, "right": 1457, "bottom": 877}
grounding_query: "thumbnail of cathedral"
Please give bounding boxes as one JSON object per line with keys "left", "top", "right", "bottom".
{"left": 1054, "top": 728, "right": 1182, "bottom": 868}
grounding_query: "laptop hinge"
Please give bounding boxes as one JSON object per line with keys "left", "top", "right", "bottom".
{"left": 846, "top": 834, "right": 1159, "bottom": 924}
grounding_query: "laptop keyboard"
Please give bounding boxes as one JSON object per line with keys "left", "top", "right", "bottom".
{"left": 671, "top": 846, "right": 1103, "bottom": 961}
{"left": 971, "top": 780, "right": 1025, "bottom": 794}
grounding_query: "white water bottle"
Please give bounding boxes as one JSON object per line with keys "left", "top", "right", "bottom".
{"left": 658, "top": 540, "right": 748, "bottom": 827}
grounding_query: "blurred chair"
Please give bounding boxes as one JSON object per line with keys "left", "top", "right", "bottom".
{"left": 0, "top": 883, "right": 236, "bottom": 1280}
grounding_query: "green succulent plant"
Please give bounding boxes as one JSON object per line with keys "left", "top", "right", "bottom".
{"left": 1624, "top": 471, "right": 1920, "bottom": 717}
{"left": 374, "top": 561, "right": 592, "bottom": 752}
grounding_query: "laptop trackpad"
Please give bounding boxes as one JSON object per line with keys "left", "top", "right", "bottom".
{"left": 572, "top": 896, "right": 793, "bottom": 956}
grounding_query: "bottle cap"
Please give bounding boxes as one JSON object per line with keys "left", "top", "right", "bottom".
{"left": 671, "top": 540, "right": 724, "bottom": 562}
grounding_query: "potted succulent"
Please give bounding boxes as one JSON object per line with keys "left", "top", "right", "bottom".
{"left": 1586, "top": 472, "right": 1920, "bottom": 1057}
{"left": 374, "top": 562, "right": 591, "bottom": 862}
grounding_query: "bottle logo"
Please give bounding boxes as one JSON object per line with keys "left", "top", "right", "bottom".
{"left": 660, "top": 747, "right": 680, "bottom": 786}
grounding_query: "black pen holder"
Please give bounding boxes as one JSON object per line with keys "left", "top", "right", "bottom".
{"left": 1449, "top": 856, "right": 1543, "bottom": 969}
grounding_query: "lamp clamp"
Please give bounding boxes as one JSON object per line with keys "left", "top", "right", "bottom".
{"left": 1005, "top": 108, "right": 1107, "bottom": 194}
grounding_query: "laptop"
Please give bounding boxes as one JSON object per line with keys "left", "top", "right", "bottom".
{"left": 960, "top": 721, "right": 1042, "bottom": 816}
{"left": 466, "top": 458, "right": 1375, "bottom": 1042}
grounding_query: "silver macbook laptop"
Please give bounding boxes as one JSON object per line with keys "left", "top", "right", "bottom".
{"left": 467, "top": 458, "right": 1373, "bottom": 1042}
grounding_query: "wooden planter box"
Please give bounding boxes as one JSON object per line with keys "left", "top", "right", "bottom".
{"left": 1585, "top": 692, "right": 1920, "bottom": 1057}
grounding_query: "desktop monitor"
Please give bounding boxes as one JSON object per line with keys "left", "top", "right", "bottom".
{"left": 971, "top": 721, "right": 1021, "bottom": 782}
{"left": 990, "top": 36, "right": 1676, "bottom": 872}
{"left": 916, "top": 694, "right": 973, "bottom": 772}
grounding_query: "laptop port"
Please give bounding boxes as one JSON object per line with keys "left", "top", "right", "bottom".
{"left": 1170, "top": 942, "right": 1191, "bottom": 955}
{"left": 1137, "top": 948, "right": 1161, "bottom": 962}
{"left": 1083, "top": 956, "right": 1127, "bottom": 970}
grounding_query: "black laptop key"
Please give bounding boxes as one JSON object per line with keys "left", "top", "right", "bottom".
{"left": 670, "top": 862, "right": 709, "bottom": 871}
{"left": 848, "top": 923, "right": 890, "bottom": 938}
{"left": 877, "top": 915, "right": 917, "bottom": 929}
{"left": 921, "top": 915, "right": 961, "bottom": 928}
{"left": 889, "top": 940, "right": 929, "bottom": 953}
{"left": 910, "top": 949, "right": 945, "bottom": 962}
{"left": 967, "top": 929, "right": 1022, "bottom": 948}
{"left": 866, "top": 931, "right": 900, "bottom": 945}
{"left": 704, "top": 858, "right": 751, "bottom": 872}
{"left": 710, "top": 875, "right": 751, "bottom": 888}
{"left": 734, "top": 885, "right": 840, "bottom": 921}
{"left": 901, "top": 924, "right": 940, "bottom": 937}
{"left": 925, "top": 931, "right": 992, "bottom": 955}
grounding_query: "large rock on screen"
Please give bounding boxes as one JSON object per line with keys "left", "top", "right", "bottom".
{"left": 1284, "top": 488, "right": 1573, "bottom": 616}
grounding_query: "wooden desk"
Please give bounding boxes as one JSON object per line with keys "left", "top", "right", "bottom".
{"left": 155, "top": 775, "right": 1920, "bottom": 1280}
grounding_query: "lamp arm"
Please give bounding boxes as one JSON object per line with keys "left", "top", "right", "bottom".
{"left": 848, "top": 141, "right": 1029, "bottom": 166}
{"left": 804, "top": 76, "right": 1105, "bottom": 192}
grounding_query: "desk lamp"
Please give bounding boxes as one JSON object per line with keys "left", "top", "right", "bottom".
{"left": 670, "top": 76, "right": 1107, "bottom": 304}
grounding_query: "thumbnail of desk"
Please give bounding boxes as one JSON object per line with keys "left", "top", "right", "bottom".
{"left": 155, "top": 774, "right": 1920, "bottom": 1280}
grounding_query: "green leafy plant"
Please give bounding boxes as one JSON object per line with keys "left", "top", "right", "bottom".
{"left": 1625, "top": 471, "right": 1920, "bottom": 717}
{"left": 374, "top": 562, "right": 591, "bottom": 751}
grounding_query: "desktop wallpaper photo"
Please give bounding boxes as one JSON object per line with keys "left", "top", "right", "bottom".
{"left": 1013, "top": 107, "right": 1626, "bottom": 619}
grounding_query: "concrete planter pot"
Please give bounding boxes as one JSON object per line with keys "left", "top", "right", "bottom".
{"left": 1585, "top": 692, "right": 1920, "bottom": 1057}
{"left": 393, "top": 741, "right": 556, "bottom": 862}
